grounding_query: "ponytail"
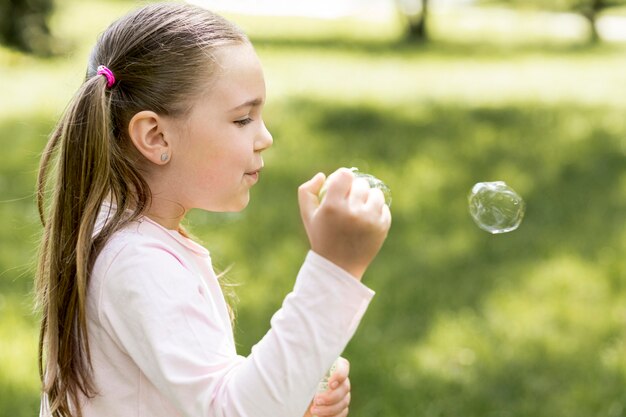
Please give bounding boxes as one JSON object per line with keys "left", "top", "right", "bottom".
{"left": 35, "top": 73, "right": 149, "bottom": 417}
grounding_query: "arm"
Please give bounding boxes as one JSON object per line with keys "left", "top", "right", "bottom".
{"left": 99, "top": 168, "right": 390, "bottom": 417}
{"left": 99, "top": 245, "right": 373, "bottom": 417}
{"left": 219, "top": 253, "right": 372, "bottom": 417}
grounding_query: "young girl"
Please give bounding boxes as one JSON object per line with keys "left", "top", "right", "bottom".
{"left": 36, "top": 3, "right": 391, "bottom": 417}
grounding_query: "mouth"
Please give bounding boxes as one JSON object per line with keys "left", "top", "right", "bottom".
{"left": 244, "top": 167, "right": 262, "bottom": 182}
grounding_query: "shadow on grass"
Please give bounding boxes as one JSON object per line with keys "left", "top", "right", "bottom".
{"left": 354, "top": 343, "right": 626, "bottom": 417}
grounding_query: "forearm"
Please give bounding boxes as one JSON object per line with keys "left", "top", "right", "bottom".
{"left": 217, "top": 251, "right": 374, "bottom": 417}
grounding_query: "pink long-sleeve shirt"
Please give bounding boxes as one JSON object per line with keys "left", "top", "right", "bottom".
{"left": 41, "top": 209, "right": 375, "bottom": 417}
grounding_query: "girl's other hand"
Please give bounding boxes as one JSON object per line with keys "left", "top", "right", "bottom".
{"left": 304, "top": 357, "right": 351, "bottom": 417}
{"left": 298, "top": 168, "right": 392, "bottom": 280}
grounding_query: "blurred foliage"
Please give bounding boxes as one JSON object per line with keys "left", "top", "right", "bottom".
{"left": 485, "top": 0, "right": 626, "bottom": 42}
{"left": 1, "top": 1, "right": 626, "bottom": 417}
{"left": 0, "top": 0, "right": 55, "bottom": 55}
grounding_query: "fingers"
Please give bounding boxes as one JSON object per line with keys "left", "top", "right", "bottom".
{"left": 298, "top": 172, "right": 326, "bottom": 225}
{"left": 380, "top": 200, "right": 392, "bottom": 228}
{"left": 348, "top": 177, "right": 370, "bottom": 206}
{"left": 328, "top": 357, "right": 349, "bottom": 389}
{"left": 303, "top": 168, "right": 388, "bottom": 214}
{"left": 300, "top": 167, "right": 391, "bottom": 280}
{"left": 323, "top": 168, "right": 354, "bottom": 205}
{"left": 311, "top": 358, "right": 351, "bottom": 417}
{"left": 363, "top": 187, "right": 385, "bottom": 210}
{"left": 311, "top": 378, "right": 351, "bottom": 417}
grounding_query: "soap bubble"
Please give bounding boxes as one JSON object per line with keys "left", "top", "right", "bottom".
{"left": 468, "top": 181, "right": 525, "bottom": 234}
{"left": 319, "top": 167, "right": 392, "bottom": 207}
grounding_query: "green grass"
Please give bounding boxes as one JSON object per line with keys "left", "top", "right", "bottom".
{"left": 1, "top": 1, "right": 626, "bottom": 416}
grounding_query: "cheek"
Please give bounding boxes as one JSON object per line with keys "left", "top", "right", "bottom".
{"left": 196, "top": 159, "right": 236, "bottom": 191}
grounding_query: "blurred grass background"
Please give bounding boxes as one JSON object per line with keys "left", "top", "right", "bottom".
{"left": 1, "top": 0, "right": 626, "bottom": 416}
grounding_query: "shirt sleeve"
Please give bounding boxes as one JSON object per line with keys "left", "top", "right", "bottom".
{"left": 223, "top": 251, "right": 375, "bottom": 417}
{"left": 98, "top": 244, "right": 375, "bottom": 417}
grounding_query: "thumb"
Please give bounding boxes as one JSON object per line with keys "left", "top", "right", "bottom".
{"left": 328, "top": 357, "right": 349, "bottom": 389}
{"left": 298, "top": 172, "right": 325, "bottom": 226}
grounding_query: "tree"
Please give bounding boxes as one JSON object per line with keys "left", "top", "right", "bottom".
{"left": 395, "top": 0, "right": 431, "bottom": 42}
{"left": 489, "top": 0, "right": 626, "bottom": 43}
{"left": 0, "top": 0, "right": 54, "bottom": 55}
{"left": 577, "top": 0, "right": 625, "bottom": 42}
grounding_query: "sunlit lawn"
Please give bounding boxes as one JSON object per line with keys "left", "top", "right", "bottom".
{"left": 1, "top": 1, "right": 626, "bottom": 416}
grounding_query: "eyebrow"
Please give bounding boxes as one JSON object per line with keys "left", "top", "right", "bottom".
{"left": 229, "top": 98, "right": 263, "bottom": 112}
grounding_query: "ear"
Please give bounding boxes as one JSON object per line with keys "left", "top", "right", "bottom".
{"left": 128, "top": 110, "right": 171, "bottom": 165}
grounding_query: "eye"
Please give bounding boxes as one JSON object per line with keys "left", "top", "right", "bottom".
{"left": 234, "top": 117, "right": 253, "bottom": 127}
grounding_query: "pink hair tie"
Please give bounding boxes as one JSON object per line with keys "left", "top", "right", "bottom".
{"left": 97, "top": 65, "right": 116, "bottom": 88}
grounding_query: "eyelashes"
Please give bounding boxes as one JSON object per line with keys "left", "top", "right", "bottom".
{"left": 234, "top": 117, "right": 253, "bottom": 127}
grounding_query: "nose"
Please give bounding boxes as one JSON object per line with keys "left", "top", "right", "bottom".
{"left": 255, "top": 120, "right": 273, "bottom": 152}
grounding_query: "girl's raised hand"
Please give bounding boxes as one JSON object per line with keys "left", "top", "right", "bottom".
{"left": 298, "top": 168, "right": 392, "bottom": 280}
{"left": 304, "top": 357, "right": 352, "bottom": 417}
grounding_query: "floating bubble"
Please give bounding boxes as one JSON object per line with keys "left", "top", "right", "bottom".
{"left": 319, "top": 167, "right": 392, "bottom": 207}
{"left": 468, "top": 181, "right": 525, "bottom": 234}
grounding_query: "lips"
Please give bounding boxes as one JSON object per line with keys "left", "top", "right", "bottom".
{"left": 244, "top": 167, "right": 262, "bottom": 182}
{"left": 245, "top": 168, "right": 261, "bottom": 176}
{"left": 246, "top": 163, "right": 263, "bottom": 177}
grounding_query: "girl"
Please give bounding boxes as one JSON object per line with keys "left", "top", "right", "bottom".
{"left": 36, "top": 3, "right": 391, "bottom": 417}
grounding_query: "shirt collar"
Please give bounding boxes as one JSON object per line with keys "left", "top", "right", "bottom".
{"left": 139, "top": 215, "right": 210, "bottom": 257}
{"left": 98, "top": 201, "right": 210, "bottom": 257}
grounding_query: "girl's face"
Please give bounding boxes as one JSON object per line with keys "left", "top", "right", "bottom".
{"left": 166, "top": 43, "right": 273, "bottom": 213}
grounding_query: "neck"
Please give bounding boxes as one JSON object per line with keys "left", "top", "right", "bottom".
{"left": 146, "top": 196, "right": 187, "bottom": 230}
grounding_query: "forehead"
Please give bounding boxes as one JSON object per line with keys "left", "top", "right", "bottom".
{"left": 208, "top": 43, "right": 266, "bottom": 108}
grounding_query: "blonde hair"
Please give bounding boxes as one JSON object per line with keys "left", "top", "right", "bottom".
{"left": 35, "top": 3, "right": 248, "bottom": 416}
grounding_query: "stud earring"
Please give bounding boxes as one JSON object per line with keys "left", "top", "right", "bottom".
{"left": 160, "top": 153, "right": 169, "bottom": 162}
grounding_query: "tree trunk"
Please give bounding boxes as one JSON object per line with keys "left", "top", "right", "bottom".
{"left": 406, "top": 0, "right": 429, "bottom": 42}
{"left": 588, "top": 16, "right": 600, "bottom": 43}
{"left": 581, "top": 0, "right": 603, "bottom": 43}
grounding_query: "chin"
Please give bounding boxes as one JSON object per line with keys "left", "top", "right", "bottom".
{"left": 233, "top": 199, "right": 250, "bottom": 212}
{"left": 209, "top": 195, "right": 250, "bottom": 213}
